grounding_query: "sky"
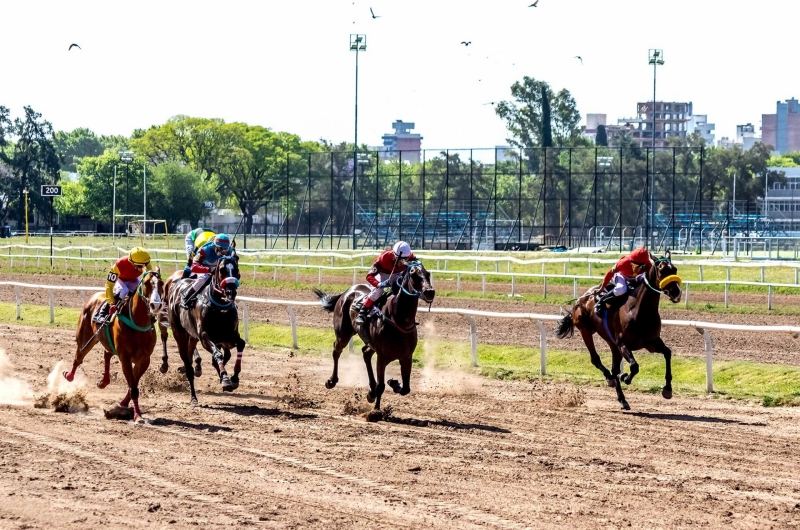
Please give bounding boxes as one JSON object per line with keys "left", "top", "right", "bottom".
{"left": 2, "top": 0, "right": 797, "bottom": 157}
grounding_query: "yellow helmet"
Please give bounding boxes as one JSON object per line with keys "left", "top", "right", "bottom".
{"left": 195, "top": 231, "right": 215, "bottom": 248}
{"left": 129, "top": 247, "right": 151, "bottom": 265}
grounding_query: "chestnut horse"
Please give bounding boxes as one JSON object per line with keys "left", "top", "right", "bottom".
{"left": 166, "top": 256, "right": 245, "bottom": 404}
{"left": 64, "top": 268, "right": 163, "bottom": 422}
{"left": 313, "top": 261, "right": 435, "bottom": 410}
{"left": 555, "top": 251, "right": 682, "bottom": 410}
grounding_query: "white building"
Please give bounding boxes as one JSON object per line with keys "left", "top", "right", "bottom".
{"left": 687, "top": 114, "right": 716, "bottom": 145}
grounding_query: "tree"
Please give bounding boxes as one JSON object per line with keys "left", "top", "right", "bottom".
{"left": 146, "top": 162, "right": 214, "bottom": 230}
{"left": 596, "top": 125, "right": 608, "bottom": 147}
{"left": 0, "top": 106, "right": 61, "bottom": 227}
{"left": 53, "top": 128, "right": 105, "bottom": 172}
{"left": 495, "top": 76, "right": 583, "bottom": 149}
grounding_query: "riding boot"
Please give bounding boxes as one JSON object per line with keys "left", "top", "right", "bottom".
{"left": 594, "top": 291, "right": 617, "bottom": 314}
{"left": 180, "top": 286, "right": 198, "bottom": 309}
{"left": 181, "top": 265, "right": 192, "bottom": 279}
{"left": 93, "top": 302, "right": 110, "bottom": 323}
{"left": 354, "top": 300, "right": 371, "bottom": 326}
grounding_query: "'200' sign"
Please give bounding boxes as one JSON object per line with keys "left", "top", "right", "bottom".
{"left": 41, "top": 185, "right": 63, "bottom": 197}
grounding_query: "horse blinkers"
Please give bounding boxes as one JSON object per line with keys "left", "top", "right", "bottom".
{"left": 657, "top": 253, "right": 682, "bottom": 303}
{"left": 411, "top": 265, "right": 435, "bottom": 303}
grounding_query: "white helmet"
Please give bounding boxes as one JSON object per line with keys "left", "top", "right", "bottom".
{"left": 392, "top": 241, "right": 412, "bottom": 259}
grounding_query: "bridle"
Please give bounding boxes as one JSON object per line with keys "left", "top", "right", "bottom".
{"left": 642, "top": 257, "right": 682, "bottom": 295}
{"left": 207, "top": 257, "right": 239, "bottom": 309}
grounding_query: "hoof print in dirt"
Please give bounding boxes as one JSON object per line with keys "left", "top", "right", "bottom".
{"left": 364, "top": 405, "right": 393, "bottom": 423}
{"left": 104, "top": 405, "right": 134, "bottom": 421}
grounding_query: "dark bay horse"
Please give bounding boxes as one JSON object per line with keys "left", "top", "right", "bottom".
{"left": 555, "top": 251, "right": 682, "bottom": 410}
{"left": 313, "top": 261, "right": 435, "bottom": 410}
{"left": 64, "top": 268, "right": 164, "bottom": 422}
{"left": 166, "top": 256, "right": 245, "bottom": 404}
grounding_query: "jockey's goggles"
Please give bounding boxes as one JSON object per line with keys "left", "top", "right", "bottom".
{"left": 214, "top": 244, "right": 230, "bottom": 254}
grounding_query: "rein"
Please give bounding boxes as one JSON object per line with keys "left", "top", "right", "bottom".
{"left": 205, "top": 260, "right": 239, "bottom": 309}
{"left": 105, "top": 271, "right": 158, "bottom": 356}
{"left": 386, "top": 261, "right": 427, "bottom": 334}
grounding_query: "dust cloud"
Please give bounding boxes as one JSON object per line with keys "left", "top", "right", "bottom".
{"left": 33, "top": 360, "right": 89, "bottom": 413}
{"left": 0, "top": 349, "right": 34, "bottom": 406}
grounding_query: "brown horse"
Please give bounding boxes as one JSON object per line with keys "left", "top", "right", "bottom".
{"left": 555, "top": 251, "right": 682, "bottom": 410}
{"left": 166, "top": 256, "right": 245, "bottom": 404}
{"left": 158, "top": 270, "right": 203, "bottom": 377}
{"left": 313, "top": 261, "right": 435, "bottom": 410}
{"left": 64, "top": 268, "right": 164, "bottom": 422}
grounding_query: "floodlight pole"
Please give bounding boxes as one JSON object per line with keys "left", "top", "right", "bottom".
{"left": 112, "top": 165, "right": 117, "bottom": 243}
{"left": 351, "top": 34, "right": 366, "bottom": 250}
{"left": 143, "top": 163, "right": 146, "bottom": 238}
{"left": 648, "top": 49, "right": 664, "bottom": 249}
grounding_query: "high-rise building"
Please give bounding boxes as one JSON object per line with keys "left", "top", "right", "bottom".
{"left": 762, "top": 99, "right": 800, "bottom": 154}
{"left": 615, "top": 102, "right": 695, "bottom": 147}
{"left": 379, "top": 120, "right": 422, "bottom": 163}
{"left": 687, "top": 114, "right": 715, "bottom": 145}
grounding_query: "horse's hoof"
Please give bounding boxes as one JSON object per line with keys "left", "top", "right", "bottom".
{"left": 387, "top": 379, "right": 402, "bottom": 393}
{"left": 606, "top": 378, "right": 615, "bottom": 387}
{"left": 62, "top": 370, "right": 74, "bottom": 382}
{"left": 177, "top": 366, "right": 186, "bottom": 374}
{"left": 325, "top": 379, "right": 337, "bottom": 390}
{"left": 366, "top": 392, "right": 376, "bottom": 404}
{"left": 662, "top": 388, "right": 673, "bottom": 400}
{"left": 620, "top": 373, "right": 631, "bottom": 385}
{"left": 190, "top": 397, "right": 198, "bottom": 406}
{"left": 96, "top": 377, "right": 110, "bottom": 389}
{"left": 194, "top": 364, "right": 202, "bottom": 378}
{"left": 159, "top": 363, "right": 168, "bottom": 375}
{"left": 220, "top": 374, "right": 234, "bottom": 392}
{"left": 230, "top": 375, "right": 239, "bottom": 391}
{"left": 620, "top": 401, "right": 631, "bottom": 410}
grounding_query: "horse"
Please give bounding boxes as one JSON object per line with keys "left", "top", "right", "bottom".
{"left": 64, "top": 268, "right": 164, "bottom": 422}
{"left": 313, "top": 261, "right": 435, "bottom": 411}
{"left": 166, "top": 255, "right": 245, "bottom": 404}
{"left": 555, "top": 250, "right": 682, "bottom": 410}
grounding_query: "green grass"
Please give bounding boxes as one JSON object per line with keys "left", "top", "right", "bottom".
{"left": 3, "top": 300, "right": 799, "bottom": 406}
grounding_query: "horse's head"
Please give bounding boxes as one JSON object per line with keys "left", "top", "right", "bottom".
{"left": 215, "top": 256, "right": 240, "bottom": 303}
{"left": 653, "top": 250, "right": 682, "bottom": 303}
{"left": 141, "top": 267, "right": 164, "bottom": 316}
{"left": 402, "top": 261, "right": 435, "bottom": 304}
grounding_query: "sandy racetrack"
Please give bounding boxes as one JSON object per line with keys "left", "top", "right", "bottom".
{"left": 1, "top": 323, "right": 800, "bottom": 529}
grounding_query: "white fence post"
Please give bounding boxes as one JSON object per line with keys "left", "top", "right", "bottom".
{"left": 482, "top": 274, "right": 486, "bottom": 296}
{"left": 761, "top": 267, "right": 765, "bottom": 283}
{"left": 286, "top": 306, "right": 299, "bottom": 349}
{"left": 543, "top": 276, "right": 548, "bottom": 299}
{"left": 318, "top": 268, "right": 322, "bottom": 285}
{"left": 510, "top": 275, "right": 515, "bottom": 297}
{"left": 535, "top": 319, "right": 547, "bottom": 375}
{"left": 684, "top": 283, "right": 690, "bottom": 308}
{"left": 463, "top": 315, "right": 478, "bottom": 367}
{"left": 573, "top": 278, "right": 578, "bottom": 299}
{"left": 456, "top": 273, "right": 461, "bottom": 293}
{"left": 768, "top": 285, "right": 773, "bottom": 310}
{"left": 49, "top": 290, "right": 55, "bottom": 324}
{"left": 698, "top": 265, "right": 704, "bottom": 281}
{"left": 14, "top": 286, "right": 21, "bottom": 320}
{"left": 353, "top": 268, "right": 357, "bottom": 284}
{"left": 240, "top": 301, "right": 250, "bottom": 342}
{"left": 696, "top": 327, "right": 714, "bottom": 393}
{"left": 295, "top": 267, "right": 299, "bottom": 283}
{"left": 724, "top": 283, "right": 729, "bottom": 308}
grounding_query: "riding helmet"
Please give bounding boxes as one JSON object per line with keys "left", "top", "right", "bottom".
{"left": 630, "top": 247, "right": 650, "bottom": 265}
{"left": 214, "top": 234, "right": 232, "bottom": 253}
{"left": 129, "top": 247, "right": 151, "bottom": 265}
{"left": 392, "top": 241, "right": 412, "bottom": 259}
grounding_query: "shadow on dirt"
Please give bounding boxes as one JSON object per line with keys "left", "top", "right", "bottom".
{"left": 624, "top": 412, "right": 766, "bottom": 426}
{"left": 202, "top": 403, "right": 317, "bottom": 421}
{"left": 386, "top": 416, "right": 511, "bottom": 433}
{"left": 150, "top": 418, "right": 233, "bottom": 432}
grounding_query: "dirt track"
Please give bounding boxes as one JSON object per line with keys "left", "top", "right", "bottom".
{"left": 2, "top": 324, "right": 800, "bottom": 529}
{"left": 3, "top": 273, "right": 800, "bottom": 366}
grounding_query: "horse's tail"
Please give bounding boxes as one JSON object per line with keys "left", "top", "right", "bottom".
{"left": 312, "top": 288, "right": 343, "bottom": 313}
{"left": 555, "top": 307, "right": 575, "bottom": 339}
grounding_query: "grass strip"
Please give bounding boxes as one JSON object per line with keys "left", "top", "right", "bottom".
{"left": 2, "top": 301, "right": 799, "bottom": 406}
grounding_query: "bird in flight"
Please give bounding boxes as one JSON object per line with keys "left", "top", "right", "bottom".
{"left": 529, "top": 0, "right": 539, "bottom": 6}
{"left": 461, "top": 41, "right": 471, "bottom": 46}
{"left": 482, "top": 102, "right": 497, "bottom": 106}
{"left": 574, "top": 56, "right": 583, "bottom": 64}
{"left": 370, "top": 7, "right": 380, "bottom": 18}
{"left": 68, "top": 43, "right": 81, "bottom": 51}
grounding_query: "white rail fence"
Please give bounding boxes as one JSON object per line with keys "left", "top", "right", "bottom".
{"left": 4, "top": 249, "right": 800, "bottom": 310}
{"left": 2, "top": 280, "right": 799, "bottom": 394}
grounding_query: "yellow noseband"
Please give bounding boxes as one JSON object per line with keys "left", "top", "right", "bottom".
{"left": 659, "top": 274, "right": 682, "bottom": 289}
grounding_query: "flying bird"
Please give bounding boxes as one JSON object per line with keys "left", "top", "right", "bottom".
{"left": 370, "top": 7, "right": 380, "bottom": 18}
{"left": 68, "top": 43, "right": 81, "bottom": 51}
{"left": 574, "top": 55, "right": 583, "bottom": 64}
{"left": 529, "top": 0, "right": 539, "bottom": 6}
{"left": 482, "top": 102, "right": 497, "bottom": 106}
{"left": 461, "top": 41, "right": 471, "bottom": 46}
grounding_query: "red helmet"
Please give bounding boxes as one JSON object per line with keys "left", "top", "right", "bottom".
{"left": 630, "top": 248, "right": 650, "bottom": 265}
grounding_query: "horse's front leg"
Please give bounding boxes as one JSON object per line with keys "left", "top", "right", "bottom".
{"left": 363, "top": 346, "right": 378, "bottom": 403}
{"left": 646, "top": 337, "right": 673, "bottom": 399}
{"left": 200, "top": 331, "right": 233, "bottom": 392}
{"left": 130, "top": 356, "right": 151, "bottom": 423}
{"left": 229, "top": 336, "right": 245, "bottom": 391}
{"left": 159, "top": 319, "right": 170, "bottom": 374}
{"left": 97, "top": 350, "right": 113, "bottom": 389}
{"left": 388, "top": 356, "right": 411, "bottom": 396}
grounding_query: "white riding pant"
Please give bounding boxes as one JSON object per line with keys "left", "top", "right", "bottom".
{"left": 113, "top": 279, "right": 140, "bottom": 301}
{"left": 367, "top": 272, "right": 403, "bottom": 302}
{"left": 184, "top": 233, "right": 195, "bottom": 259}
{"left": 192, "top": 273, "right": 210, "bottom": 291}
{"left": 611, "top": 272, "right": 644, "bottom": 296}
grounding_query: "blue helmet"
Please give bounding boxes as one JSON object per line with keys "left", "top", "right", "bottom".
{"left": 214, "top": 234, "right": 231, "bottom": 254}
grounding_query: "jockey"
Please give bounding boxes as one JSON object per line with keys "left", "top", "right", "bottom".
{"left": 354, "top": 241, "right": 416, "bottom": 325}
{"left": 93, "top": 247, "right": 152, "bottom": 323}
{"left": 182, "top": 227, "right": 215, "bottom": 279}
{"left": 180, "top": 233, "right": 232, "bottom": 308}
{"left": 594, "top": 247, "right": 653, "bottom": 314}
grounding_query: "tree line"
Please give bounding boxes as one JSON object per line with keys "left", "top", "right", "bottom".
{"left": 1, "top": 76, "right": 793, "bottom": 236}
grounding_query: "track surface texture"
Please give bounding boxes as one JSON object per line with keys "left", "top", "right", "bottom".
{"left": 3, "top": 273, "right": 800, "bottom": 365}
{"left": 2, "top": 325, "right": 800, "bottom": 529}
